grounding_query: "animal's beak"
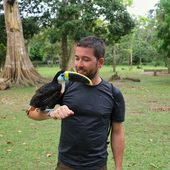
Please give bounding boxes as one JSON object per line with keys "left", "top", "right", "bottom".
{"left": 64, "top": 71, "right": 93, "bottom": 85}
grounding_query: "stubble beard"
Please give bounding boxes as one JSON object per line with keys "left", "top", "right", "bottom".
{"left": 76, "top": 63, "right": 98, "bottom": 80}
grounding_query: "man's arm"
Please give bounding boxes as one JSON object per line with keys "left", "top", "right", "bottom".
{"left": 111, "top": 122, "right": 125, "bottom": 170}
{"left": 27, "top": 109, "right": 50, "bottom": 121}
{"left": 27, "top": 105, "right": 74, "bottom": 121}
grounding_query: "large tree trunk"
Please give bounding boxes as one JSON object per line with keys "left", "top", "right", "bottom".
{"left": 66, "top": 40, "right": 78, "bottom": 71}
{"left": 61, "top": 35, "right": 68, "bottom": 70}
{"left": 25, "top": 39, "right": 30, "bottom": 54}
{"left": 66, "top": 13, "right": 77, "bottom": 71}
{"left": 1, "top": 0, "right": 47, "bottom": 86}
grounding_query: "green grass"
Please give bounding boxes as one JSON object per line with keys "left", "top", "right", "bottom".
{"left": 0, "top": 65, "right": 170, "bottom": 170}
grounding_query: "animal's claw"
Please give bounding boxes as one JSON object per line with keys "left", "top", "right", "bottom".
{"left": 36, "top": 108, "right": 40, "bottom": 112}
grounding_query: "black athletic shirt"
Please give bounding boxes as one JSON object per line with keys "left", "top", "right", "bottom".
{"left": 58, "top": 79, "right": 125, "bottom": 170}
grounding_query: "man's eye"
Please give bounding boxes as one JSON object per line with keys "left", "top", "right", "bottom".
{"left": 84, "top": 59, "right": 90, "bottom": 61}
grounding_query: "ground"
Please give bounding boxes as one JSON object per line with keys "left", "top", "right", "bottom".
{"left": 140, "top": 70, "right": 170, "bottom": 76}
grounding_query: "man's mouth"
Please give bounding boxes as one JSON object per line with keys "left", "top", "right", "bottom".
{"left": 77, "top": 70, "right": 86, "bottom": 74}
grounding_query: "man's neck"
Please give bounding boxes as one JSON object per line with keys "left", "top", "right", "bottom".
{"left": 91, "top": 77, "right": 102, "bottom": 86}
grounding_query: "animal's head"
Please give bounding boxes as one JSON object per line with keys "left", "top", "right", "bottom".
{"left": 58, "top": 71, "right": 92, "bottom": 85}
{"left": 52, "top": 70, "right": 65, "bottom": 82}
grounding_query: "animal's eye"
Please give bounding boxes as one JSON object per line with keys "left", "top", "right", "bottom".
{"left": 62, "top": 74, "right": 64, "bottom": 77}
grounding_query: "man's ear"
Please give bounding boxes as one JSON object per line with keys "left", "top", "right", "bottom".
{"left": 98, "top": 58, "right": 104, "bottom": 68}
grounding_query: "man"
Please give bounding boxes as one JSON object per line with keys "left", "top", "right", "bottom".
{"left": 28, "top": 36, "right": 125, "bottom": 170}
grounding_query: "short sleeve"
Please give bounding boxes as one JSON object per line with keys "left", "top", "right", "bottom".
{"left": 111, "top": 86, "right": 125, "bottom": 122}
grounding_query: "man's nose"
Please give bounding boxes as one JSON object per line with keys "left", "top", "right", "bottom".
{"left": 76, "top": 60, "right": 83, "bottom": 67}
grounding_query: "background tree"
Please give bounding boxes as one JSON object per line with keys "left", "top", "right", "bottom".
{"left": 42, "top": 0, "right": 135, "bottom": 70}
{"left": 117, "top": 13, "right": 164, "bottom": 67}
{"left": 30, "top": 27, "right": 62, "bottom": 66}
{"left": 0, "top": 13, "right": 6, "bottom": 71}
{"left": 156, "top": 0, "right": 170, "bottom": 72}
{"left": 100, "top": 0, "right": 135, "bottom": 72}
{"left": 0, "top": 0, "right": 47, "bottom": 86}
{"left": 29, "top": 42, "right": 43, "bottom": 67}
{"left": 22, "top": 17, "right": 40, "bottom": 54}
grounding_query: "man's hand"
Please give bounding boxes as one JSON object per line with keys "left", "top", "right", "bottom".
{"left": 49, "top": 105, "right": 74, "bottom": 120}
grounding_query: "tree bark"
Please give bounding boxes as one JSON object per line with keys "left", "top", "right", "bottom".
{"left": 167, "top": 58, "right": 170, "bottom": 73}
{"left": 66, "top": 40, "right": 78, "bottom": 71}
{"left": 61, "top": 35, "right": 68, "bottom": 70}
{"left": 1, "top": 0, "right": 48, "bottom": 86}
{"left": 125, "top": 77, "right": 140, "bottom": 82}
{"left": 113, "top": 45, "right": 116, "bottom": 72}
{"left": 130, "top": 41, "right": 133, "bottom": 67}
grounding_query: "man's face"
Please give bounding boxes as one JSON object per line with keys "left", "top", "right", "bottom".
{"left": 75, "top": 47, "right": 99, "bottom": 80}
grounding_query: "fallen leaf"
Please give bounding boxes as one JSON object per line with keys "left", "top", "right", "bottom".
{"left": 6, "top": 141, "right": 13, "bottom": 144}
{"left": 135, "top": 130, "right": 139, "bottom": 132}
{"left": 149, "top": 139, "right": 153, "bottom": 142}
{"left": 1, "top": 116, "right": 6, "bottom": 119}
{"left": 13, "top": 117, "right": 16, "bottom": 119}
{"left": 149, "top": 107, "right": 170, "bottom": 111}
{"left": 7, "top": 149, "right": 11, "bottom": 152}
{"left": 31, "top": 127, "right": 38, "bottom": 129}
{"left": 0, "top": 135, "right": 3, "bottom": 137}
{"left": 23, "top": 142, "right": 26, "bottom": 145}
{"left": 128, "top": 163, "right": 136, "bottom": 167}
{"left": 46, "top": 154, "right": 52, "bottom": 157}
{"left": 18, "top": 130, "right": 22, "bottom": 133}
{"left": 150, "top": 163, "right": 158, "bottom": 168}
{"left": 149, "top": 101, "right": 157, "bottom": 103}
{"left": 38, "top": 157, "right": 40, "bottom": 160}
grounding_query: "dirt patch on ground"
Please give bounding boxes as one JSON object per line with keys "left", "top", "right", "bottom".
{"left": 109, "top": 80, "right": 126, "bottom": 86}
{"left": 140, "top": 71, "right": 170, "bottom": 76}
{"left": 108, "top": 80, "right": 145, "bottom": 90}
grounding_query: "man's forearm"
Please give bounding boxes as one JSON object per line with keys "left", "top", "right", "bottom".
{"left": 27, "top": 109, "right": 51, "bottom": 121}
{"left": 27, "top": 105, "right": 74, "bottom": 120}
{"left": 111, "top": 129, "right": 125, "bottom": 170}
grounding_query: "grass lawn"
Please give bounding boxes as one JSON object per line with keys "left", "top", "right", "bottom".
{"left": 0, "top": 65, "right": 170, "bottom": 170}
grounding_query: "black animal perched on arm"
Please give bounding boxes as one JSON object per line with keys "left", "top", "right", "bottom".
{"left": 26, "top": 70, "right": 92, "bottom": 115}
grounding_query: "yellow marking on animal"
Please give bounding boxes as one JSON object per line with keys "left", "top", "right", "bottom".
{"left": 65, "top": 71, "right": 69, "bottom": 79}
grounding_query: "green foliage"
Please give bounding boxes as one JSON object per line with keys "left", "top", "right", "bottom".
{"left": 30, "top": 28, "right": 62, "bottom": 63}
{"left": 97, "top": 0, "right": 135, "bottom": 43}
{"left": 29, "top": 42, "right": 44, "bottom": 61}
{"left": 117, "top": 13, "right": 166, "bottom": 66}
{"left": 119, "top": 0, "right": 133, "bottom": 7}
{"left": 43, "top": 0, "right": 135, "bottom": 43}
{"left": 104, "top": 46, "right": 113, "bottom": 66}
{"left": 156, "top": 0, "right": 170, "bottom": 58}
{"left": 1, "top": 0, "right": 135, "bottom": 70}
{"left": 0, "top": 13, "right": 6, "bottom": 66}
{"left": 22, "top": 17, "right": 40, "bottom": 40}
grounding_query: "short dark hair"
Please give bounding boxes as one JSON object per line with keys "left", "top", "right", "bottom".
{"left": 77, "top": 36, "right": 105, "bottom": 60}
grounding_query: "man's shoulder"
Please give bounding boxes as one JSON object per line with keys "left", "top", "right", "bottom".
{"left": 101, "top": 79, "right": 120, "bottom": 94}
